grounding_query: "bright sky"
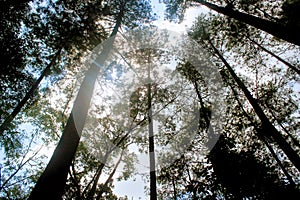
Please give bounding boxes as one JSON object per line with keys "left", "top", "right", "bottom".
{"left": 152, "top": 0, "right": 208, "bottom": 34}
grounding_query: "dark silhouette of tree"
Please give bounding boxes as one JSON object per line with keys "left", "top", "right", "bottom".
{"left": 147, "top": 69, "right": 158, "bottom": 200}
{"left": 209, "top": 135, "right": 299, "bottom": 199}
{"left": 155, "top": 8, "right": 299, "bottom": 197}
{"left": 188, "top": 17, "right": 300, "bottom": 170}
{"left": 0, "top": 0, "right": 41, "bottom": 173}
{"left": 0, "top": 49, "right": 62, "bottom": 136}
{"left": 247, "top": 37, "right": 300, "bottom": 75}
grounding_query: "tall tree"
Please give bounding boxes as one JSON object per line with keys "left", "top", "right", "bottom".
{"left": 188, "top": 14, "right": 300, "bottom": 170}
{"left": 0, "top": 0, "right": 37, "bottom": 145}
{"left": 147, "top": 56, "right": 158, "bottom": 200}
{"left": 247, "top": 37, "right": 300, "bottom": 75}
{"left": 0, "top": 0, "right": 109, "bottom": 135}
{"left": 28, "top": 1, "right": 153, "bottom": 199}
{"left": 28, "top": 11, "right": 122, "bottom": 200}
{"left": 206, "top": 37, "right": 300, "bottom": 171}
{"left": 164, "top": 0, "right": 300, "bottom": 46}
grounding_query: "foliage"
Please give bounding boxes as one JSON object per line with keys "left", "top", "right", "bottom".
{"left": 1, "top": 0, "right": 300, "bottom": 199}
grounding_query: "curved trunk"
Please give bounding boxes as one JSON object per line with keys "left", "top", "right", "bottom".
{"left": 248, "top": 37, "right": 300, "bottom": 75}
{"left": 28, "top": 10, "right": 124, "bottom": 200}
{"left": 195, "top": 0, "right": 300, "bottom": 46}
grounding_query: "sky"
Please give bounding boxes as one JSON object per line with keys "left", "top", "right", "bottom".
{"left": 152, "top": 0, "right": 208, "bottom": 33}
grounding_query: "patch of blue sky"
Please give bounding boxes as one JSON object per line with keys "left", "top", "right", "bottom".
{"left": 103, "top": 61, "right": 124, "bottom": 81}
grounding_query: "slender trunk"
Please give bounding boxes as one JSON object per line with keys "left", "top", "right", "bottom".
{"left": 263, "top": 138, "right": 295, "bottom": 185}
{"left": 193, "top": 80, "right": 216, "bottom": 148}
{"left": 0, "top": 48, "right": 62, "bottom": 136}
{"left": 0, "top": 139, "right": 42, "bottom": 191}
{"left": 172, "top": 178, "right": 177, "bottom": 200}
{"left": 248, "top": 37, "right": 300, "bottom": 75}
{"left": 86, "top": 162, "right": 106, "bottom": 199}
{"left": 226, "top": 76, "right": 295, "bottom": 185}
{"left": 85, "top": 151, "right": 110, "bottom": 199}
{"left": 28, "top": 10, "right": 123, "bottom": 200}
{"left": 69, "top": 161, "right": 81, "bottom": 200}
{"left": 267, "top": 107, "right": 300, "bottom": 148}
{"left": 193, "top": 81, "right": 210, "bottom": 129}
{"left": 207, "top": 39, "right": 300, "bottom": 171}
{"left": 148, "top": 62, "right": 157, "bottom": 200}
{"left": 96, "top": 150, "right": 124, "bottom": 200}
{"left": 194, "top": 0, "right": 300, "bottom": 46}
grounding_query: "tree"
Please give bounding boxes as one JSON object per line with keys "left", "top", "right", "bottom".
{"left": 221, "top": 70, "right": 297, "bottom": 185}
{"left": 206, "top": 37, "right": 300, "bottom": 171}
{"left": 209, "top": 135, "right": 299, "bottom": 199}
{"left": 0, "top": 0, "right": 110, "bottom": 136}
{"left": 63, "top": 112, "right": 136, "bottom": 199}
{"left": 0, "top": 0, "right": 38, "bottom": 149}
{"left": 187, "top": 14, "right": 300, "bottom": 170}
{"left": 164, "top": 0, "right": 300, "bottom": 46}
{"left": 28, "top": 1, "right": 153, "bottom": 199}
{"left": 247, "top": 37, "right": 300, "bottom": 75}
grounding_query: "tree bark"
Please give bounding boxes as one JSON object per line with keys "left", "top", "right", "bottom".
{"left": 0, "top": 48, "right": 62, "bottom": 136}
{"left": 148, "top": 62, "right": 157, "bottom": 200}
{"left": 195, "top": 0, "right": 300, "bottom": 46}
{"left": 28, "top": 9, "right": 124, "bottom": 200}
{"left": 248, "top": 37, "right": 300, "bottom": 75}
{"left": 225, "top": 76, "right": 295, "bottom": 185}
{"left": 207, "top": 39, "right": 300, "bottom": 171}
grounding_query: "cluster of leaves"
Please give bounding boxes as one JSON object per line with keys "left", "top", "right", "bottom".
{"left": 1, "top": 0, "right": 300, "bottom": 199}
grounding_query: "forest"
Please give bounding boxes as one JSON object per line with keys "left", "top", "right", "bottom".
{"left": 0, "top": 0, "right": 299, "bottom": 199}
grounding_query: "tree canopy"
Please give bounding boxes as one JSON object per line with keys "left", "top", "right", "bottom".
{"left": 0, "top": 0, "right": 299, "bottom": 199}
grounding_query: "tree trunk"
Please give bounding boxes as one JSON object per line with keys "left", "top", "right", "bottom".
{"left": 207, "top": 39, "right": 300, "bottom": 171}
{"left": 0, "top": 48, "right": 62, "bottom": 136}
{"left": 172, "top": 178, "right": 177, "bottom": 200}
{"left": 195, "top": 0, "right": 300, "bottom": 46}
{"left": 248, "top": 37, "right": 300, "bottom": 75}
{"left": 148, "top": 62, "right": 157, "bottom": 200}
{"left": 96, "top": 150, "right": 124, "bottom": 200}
{"left": 267, "top": 106, "right": 300, "bottom": 148}
{"left": 225, "top": 76, "right": 295, "bottom": 185}
{"left": 86, "top": 162, "right": 106, "bottom": 199}
{"left": 28, "top": 10, "right": 123, "bottom": 200}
